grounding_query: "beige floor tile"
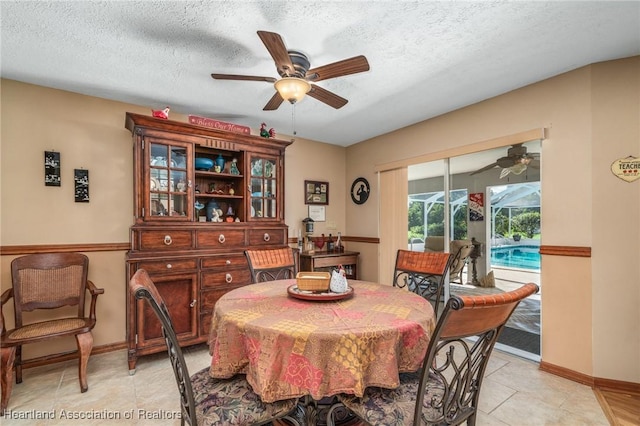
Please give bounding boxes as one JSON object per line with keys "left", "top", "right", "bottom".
{"left": 490, "top": 392, "right": 587, "bottom": 425}
{"left": 1, "top": 343, "right": 609, "bottom": 426}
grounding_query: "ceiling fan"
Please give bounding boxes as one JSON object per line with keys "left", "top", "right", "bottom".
{"left": 211, "top": 31, "right": 370, "bottom": 111}
{"left": 470, "top": 144, "right": 540, "bottom": 178}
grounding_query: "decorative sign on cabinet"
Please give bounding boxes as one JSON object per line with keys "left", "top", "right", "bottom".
{"left": 124, "top": 112, "right": 292, "bottom": 372}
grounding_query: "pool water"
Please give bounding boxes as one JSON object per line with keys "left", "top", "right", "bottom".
{"left": 491, "top": 245, "right": 540, "bottom": 270}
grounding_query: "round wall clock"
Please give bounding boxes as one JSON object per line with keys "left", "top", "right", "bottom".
{"left": 350, "top": 177, "right": 370, "bottom": 205}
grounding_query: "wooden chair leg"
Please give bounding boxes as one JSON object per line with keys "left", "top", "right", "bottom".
{"left": 1, "top": 347, "right": 16, "bottom": 415}
{"left": 76, "top": 332, "right": 93, "bottom": 393}
{"left": 15, "top": 346, "right": 22, "bottom": 384}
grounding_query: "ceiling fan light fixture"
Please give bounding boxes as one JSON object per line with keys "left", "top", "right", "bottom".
{"left": 274, "top": 77, "right": 311, "bottom": 104}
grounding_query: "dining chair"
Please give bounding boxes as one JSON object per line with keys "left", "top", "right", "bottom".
{"left": 129, "top": 269, "right": 300, "bottom": 426}
{"left": 328, "top": 282, "right": 539, "bottom": 426}
{"left": 245, "top": 247, "right": 298, "bottom": 283}
{"left": 1, "top": 253, "right": 104, "bottom": 414}
{"left": 392, "top": 249, "right": 453, "bottom": 317}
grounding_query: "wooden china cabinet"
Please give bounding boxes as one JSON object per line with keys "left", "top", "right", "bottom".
{"left": 124, "top": 112, "right": 292, "bottom": 372}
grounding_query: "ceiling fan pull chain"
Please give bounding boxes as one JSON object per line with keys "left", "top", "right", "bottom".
{"left": 291, "top": 103, "right": 297, "bottom": 136}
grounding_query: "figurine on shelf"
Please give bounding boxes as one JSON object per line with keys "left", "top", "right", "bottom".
{"left": 206, "top": 200, "right": 219, "bottom": 222}
{"left": 260, "top": 123, "right": 276, "bottom": 138}
{"left": 230, "top": 158, "right": 240, "bottom": 175}
{"left": 151, "top": 106, "right": 170, "bottom": 119}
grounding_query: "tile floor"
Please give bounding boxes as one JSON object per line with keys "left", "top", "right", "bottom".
{"left": 2, "top": 343, "right": 608, "bottom": 425}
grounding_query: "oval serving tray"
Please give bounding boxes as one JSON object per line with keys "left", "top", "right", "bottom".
{"left": 287, "top": 285, "right": 354, "bottom": 302}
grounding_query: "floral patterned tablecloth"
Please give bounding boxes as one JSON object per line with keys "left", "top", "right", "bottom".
{"left": 208, "top": 279, "right": 435, "bottom": 403}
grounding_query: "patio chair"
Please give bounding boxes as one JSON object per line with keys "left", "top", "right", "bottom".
{"left": 328, "top": 282, "right": 540, "bottom": 426}
{"left": 129, "top": 269, "right": 300, "bottom": 426}
{"left": 392, "top": 250, "right": 453, "bottom": 317}
{"left": 1, "top": 253, "right": 104, "bottom": 414}
{"left": 448, "top": 239, "right": 475, "bottom": 284}
{"left": 245, "top": 247, "right": 298, "bottom": 283}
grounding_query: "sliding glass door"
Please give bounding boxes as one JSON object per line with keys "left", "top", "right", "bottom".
{"left": 407, "top": 140, "right": 542, "bottom": 359}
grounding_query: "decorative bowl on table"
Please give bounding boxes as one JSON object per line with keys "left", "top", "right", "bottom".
{"left": 195, "top": 157, "right": 214, "bottom": 171}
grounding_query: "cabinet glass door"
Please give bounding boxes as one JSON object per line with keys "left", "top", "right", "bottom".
{"left": 148, "top": 141, "right": 190, "bottom": 219}
{"left": 250, "top": 155, "right": 278, "bottom": 219}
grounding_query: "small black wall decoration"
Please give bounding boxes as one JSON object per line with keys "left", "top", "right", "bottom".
{"left": 44, "top": 151, "right": 61, "bottom": 186}
{"left": 74, "top": 169, "right": 89, "bottom": 202}
{"left": 350, "top": 177, "right": 370, "bottom": 205}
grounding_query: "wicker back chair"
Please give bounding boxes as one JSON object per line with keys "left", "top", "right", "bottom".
{"left": 129, "top": 269, "right": 300, "bottom": 426}
{"left": 1, "top": 253, "right": 104, "bottom": 414}
{"left": 393, "top": 250, "right": 453, "bottom": 318}
{"left": 330, "top": 283, "right": 540, "bottom": 426}
{"left": 245, "top": 247, "right": 298, "bottom": 283}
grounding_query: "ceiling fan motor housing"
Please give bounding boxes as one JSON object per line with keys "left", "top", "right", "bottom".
{"left": 280, "top": 50, "right": 310, "bottom": 78}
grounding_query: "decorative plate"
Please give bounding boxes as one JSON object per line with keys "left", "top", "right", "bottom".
{"left": 287, "top": 285, "right": 354, "bottom": 301}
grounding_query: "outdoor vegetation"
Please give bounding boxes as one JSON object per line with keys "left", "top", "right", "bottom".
{"left": 494, "top": 209, "right": 541, "bottom": 239}
{"left": 408, "top": 201, "right": 468, "bottom": 241}
{"left": 409, "top": 202, "right": 541, "bottom": 241}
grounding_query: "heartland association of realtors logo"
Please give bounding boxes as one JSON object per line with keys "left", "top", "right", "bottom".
{"left": 611, "top": 155, "right": 640, "bottom": 183}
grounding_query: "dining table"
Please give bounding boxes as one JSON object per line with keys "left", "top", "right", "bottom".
{"left": 207, "top": 279, "right": 436, "bottom": 414}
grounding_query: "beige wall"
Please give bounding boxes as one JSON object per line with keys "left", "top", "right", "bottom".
{"left": 1, "top": 56, "right": 638, "bottom": 384}
{"left": 346, "top": 57, "right": 639, "bottom": 384}
{"left": 0, "top": 79, "right": 346, "bottom": 359}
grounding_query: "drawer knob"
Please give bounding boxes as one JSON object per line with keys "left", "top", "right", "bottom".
{"left": 164, "top": 235, "right": 173, "bottom": 245}
{"left": 225, "top": 273, "right": 232, "bottom": 283}
{"left": 166, "top": 263, "right": 172, "bottom": 269}
{"left": 190, "top": 299, "right": 196, "bottom": 308}
{"left": 226, "top": 259, "right": 231, "bottom": 265}
{"left": 218, "top": 234, "right": 226, "bottom": 244}
{"left": 263, "top": 233, "right": 270, "bottom": 242}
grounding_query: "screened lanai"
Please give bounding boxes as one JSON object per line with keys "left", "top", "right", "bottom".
{"left": 408, "top": 181, "right": 541, "bottom": 243}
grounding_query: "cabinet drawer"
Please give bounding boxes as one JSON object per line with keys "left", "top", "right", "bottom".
{"left": 197, "top": 229, "right": 246, "bottom": 249}
{"left": 200, "top": 285, "right": 243, "bottom": 313}
{"left": 201, "top": 269, "right": 252, "bottom": 288}
{"left": 136, "top": 259, "right": 197, "bottom": 274}
{"left": 201, "top": 253, "right": 248, "bottom": 269}
{"left": 313, "top": 255, "right": 358, "bottom": 269}
{"left": 140, "top": 230, "right": 193, "bottom": 250}
{"left": 248, "top": 228, "right": 286, "bottom": 246}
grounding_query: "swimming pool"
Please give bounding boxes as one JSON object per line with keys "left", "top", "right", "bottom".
{"left": 491, "top": 245, "right": 540, "bottom": 270}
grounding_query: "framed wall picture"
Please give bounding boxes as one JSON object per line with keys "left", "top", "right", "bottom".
{"left": 304, "top": 180, "right": 329, "bottom": 205}
{"left": 74, "top": 169, "right": 90, "bottom": 202}
{"left": 44, "top": 151, "right": 61, "bottom": 186}
{"left": 308, "top": 205, "right": 326, "bottom": 222}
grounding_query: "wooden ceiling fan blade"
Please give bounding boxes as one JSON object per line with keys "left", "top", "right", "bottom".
{"left": 257, "top": 31, "right": 295, "bottom": 76}
{"left": 211, "top": 73, "right": 277, "bottom": 83}
{"left": 306, "top": 55, "right": 370, "bottom": 82}
{"left": 307, "top": 85, "right": 348, "bottom": 109}
{"left": 263, "top": 92, "right": 284, "bottom": 111}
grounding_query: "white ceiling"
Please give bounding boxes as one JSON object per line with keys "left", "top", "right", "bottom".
{"left": 1, "top": 1, "right": 639, "bottom": 147}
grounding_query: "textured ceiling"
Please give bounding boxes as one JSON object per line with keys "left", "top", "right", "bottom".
{"left": 1, "top": 1, "right": 639, "bottom": 146}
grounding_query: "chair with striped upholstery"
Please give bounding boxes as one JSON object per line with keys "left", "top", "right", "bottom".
{"left": 393, "top": 249, "right": 453, "bottom": 318}
{"left": 245, "top": 247, "right": 298, "bottom": 283}
{"left": 329, "top": 283, "right": 540, "bottom": 426}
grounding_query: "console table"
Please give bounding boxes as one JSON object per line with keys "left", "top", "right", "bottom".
{"left": 299, "top": 251, "right": 359, "bottom": 280}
